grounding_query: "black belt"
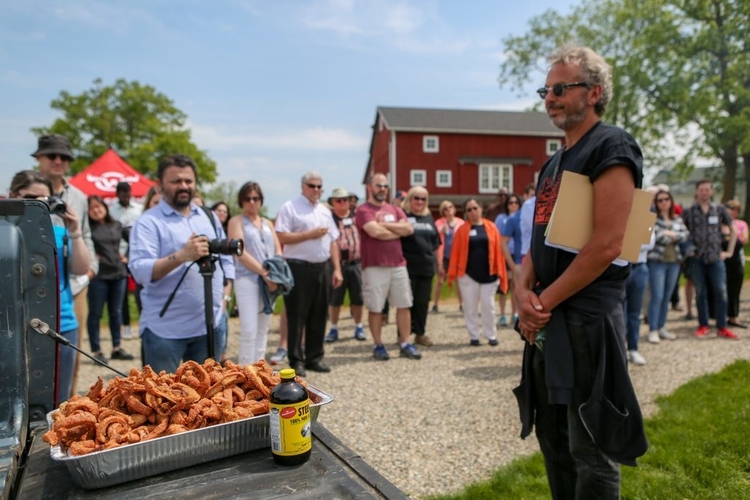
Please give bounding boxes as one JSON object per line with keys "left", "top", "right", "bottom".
{"left": 341, "top": 259, "right": 360, "bottom": 266}
{"left": 286, "top": 258, "right": 328, "bottom": 268}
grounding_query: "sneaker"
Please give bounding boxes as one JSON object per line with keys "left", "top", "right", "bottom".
{"left": 717, "top": 327, "right": 739, "bottom": 340}
{"left": 694, "top": 325, "right": 710, "bottom": 338}
{"left": 499, "top": 315, "right": 508, "bottom": 327}
{"left": 373, "top": 344, "right": 390, "bottom": 361}
{"left": 93, "top": 352, "right": 108, "bottom": 365}
{"left": 431, "top": 305, "right": 439, "bottom": 314}
{"left": 399, "top": 343, "right": 422, "bottom": 360}
{"left": 354, "top": 326, "right": 366, "bottom": 341}
{"left": 647, "top": 331, "right": 660, "bottom": 344}
{"left": 269, "top": 347, "right": 287, "bottom": 365}
{"left": 469, "top": 339, "right": 480, "bottom": 347}
{"left": 628, "top": 350, "right": 647, "bottom": 365}
{"left": 488, "top": 338, "right": 499, "bottom": 347}
{"left": 325, "top": 327, "right": 339, "bottom": 343}
{"left": 658, "top": 328, "right": 676, "bottom": 340}
{"left": 414, "top": 334, "right": 434, "bottom": 347}
{"left": 110, "top": 348, "right": 134, "bottom": 360}
{"left": 121, "top": 326, "right": 134, "bottom": 339}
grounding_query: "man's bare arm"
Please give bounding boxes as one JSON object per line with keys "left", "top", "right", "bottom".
{"left": 381, "top": 220, "right": 414, "bottom": 237}
{"left": 538, "top": 166, "right": 634, "bottom": 311}
{"left": 362, "top": 221, "right": 401, "bottom": 240}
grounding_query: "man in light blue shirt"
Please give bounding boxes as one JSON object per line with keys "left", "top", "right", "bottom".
{"left": 129, "top": 154, "right": 235, "bottom": 373}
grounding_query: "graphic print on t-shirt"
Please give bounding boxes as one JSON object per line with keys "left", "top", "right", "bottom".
{"left": 534, "top": 174, "right": 562, "bottom": 227}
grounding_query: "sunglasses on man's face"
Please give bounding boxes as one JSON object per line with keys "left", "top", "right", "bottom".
{"left": 305, "top": 183, "right": 323, "bottom": 190}
{"left": 333, "top": 198, "right": 349, "bottom": 204}
{"left": 44, "top": 153, "right": 72, "bottom": 162}
{"left": 536, "top": 82, "right": 590, "bottom": 99}
{"left": 466, "top": 206, "right": 479, "bottom": 212}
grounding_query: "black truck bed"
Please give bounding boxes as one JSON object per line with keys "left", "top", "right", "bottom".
{"left": 17, "top": 423, "right": 409, "bottom": 499}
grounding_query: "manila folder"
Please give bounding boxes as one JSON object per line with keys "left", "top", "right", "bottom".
{"left": 545, "top": 171, "right": 655, "bottom": 263}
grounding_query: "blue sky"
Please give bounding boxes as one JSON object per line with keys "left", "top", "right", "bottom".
{"left": 0, "top": 0, "right": 580, "bottom": 215}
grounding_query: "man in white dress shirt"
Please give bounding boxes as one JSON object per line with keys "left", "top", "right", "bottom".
{"left": 275, "top": 172, "right": 343, "bottom": 376}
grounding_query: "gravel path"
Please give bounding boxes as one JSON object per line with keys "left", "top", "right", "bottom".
{"left": 75, "top": 294, "right": 750, "bottom": 498}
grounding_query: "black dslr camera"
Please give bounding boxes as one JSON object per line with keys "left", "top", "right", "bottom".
{"left": 47, "top": 196, "right": 67, "bottom": 216}
{"left": 206, "top": 237, "right": 244, "bottom": 256}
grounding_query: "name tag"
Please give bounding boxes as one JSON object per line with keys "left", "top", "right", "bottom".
{"left": 383, "top": 214, "right": 396, "bottom": 223}
{"left": 407, "top": 217, "right": 417, "bottom": 224}
{"left": 469, "top": 229, "right": 477, "bottom": 237}
{"left": 708, "top": 215, "right": 719, "bottom": 225}
{"left": 342, "top": 218, "right": 352, "bottom": 226}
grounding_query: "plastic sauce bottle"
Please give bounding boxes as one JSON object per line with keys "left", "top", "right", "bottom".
{"left": 269, "top": 368, "right": 312, "bottom": 465}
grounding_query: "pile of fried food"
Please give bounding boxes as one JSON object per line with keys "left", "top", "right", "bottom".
{"left": 43, "top": 359, "right": 306, "bottom": 456}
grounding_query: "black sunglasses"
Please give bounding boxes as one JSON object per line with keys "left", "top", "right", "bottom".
{"left": 536, "top": 82, "right": 590, "bottom": 99}
{"left": 44, "top": 153, "right": 72, "bottom": 161}
{"left": 466, "top": 206, "right": 479, "bottom": 212}
{"left": 244, "top": 196, "right": 262, "bottom": 203}
{"left": 655, "top": 197, "right": 670, "bottom": 202}
{"left": 412, "top": 196, "right": 427, "bottom": 201}
{"left": 305, "top": 183, "right": 323, "bottom": 189}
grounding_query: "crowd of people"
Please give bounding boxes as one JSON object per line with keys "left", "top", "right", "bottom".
{"left": 6, "top": 43, "right": 748, "bottom": 499}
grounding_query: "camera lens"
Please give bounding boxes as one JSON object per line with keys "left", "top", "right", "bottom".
{"left": 208, "top": 238, "right": 244, "bottom": 256}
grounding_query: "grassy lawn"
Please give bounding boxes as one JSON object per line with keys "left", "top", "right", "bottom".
{"left": 430, "top": 359, "right": 750, "bottom": 500}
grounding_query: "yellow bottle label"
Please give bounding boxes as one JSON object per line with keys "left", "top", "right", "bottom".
{"left": 269, "top": 400, "right": 311, "bottom": 456}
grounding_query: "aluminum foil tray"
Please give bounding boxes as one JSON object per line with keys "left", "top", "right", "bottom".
{"left": 47, "top": 385, "right": 333, "bottom": 489}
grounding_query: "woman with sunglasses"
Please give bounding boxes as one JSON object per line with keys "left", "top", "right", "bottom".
{"left": 646, "top": 190, "right": 689, "bottom": 344}
{"left": 9, "top": 170, "right": 90, "bottom": 405}
{"left": 448, "top": 199, "right": 510, "bottom": 346}
{"left": 433, "top": 200, "right": 464, "bottom": 313}
{"left": 87, "top": 195, "right": 135, "bottom": 365}
{"left": 400, "top": 187, "right": 441, "bottom": 346}
{"left": 495, "top": 193, "right": 523, "bottom": 327}
{"left": 227, "top": 181, "right": 282, "bottom": 364}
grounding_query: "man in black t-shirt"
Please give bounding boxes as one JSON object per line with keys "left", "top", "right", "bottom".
{"left": 514, "top": 45, "right": 648, "bottom": 498}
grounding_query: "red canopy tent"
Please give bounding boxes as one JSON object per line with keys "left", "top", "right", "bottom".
{"left": 68, "top": 149, "right": 154, "bottom": 199}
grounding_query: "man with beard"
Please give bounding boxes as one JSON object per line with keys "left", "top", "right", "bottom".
{"left": 355, "top": 173, "right": 421, "bottom": 361}
{"left": 129, "top": 155, "right": 235, "bottom": 373}
{"left": 275, "top": 171, "right": 343, "bottom": 376}
{"left": 514, "top": 45, "right": 647, "bottom": 498}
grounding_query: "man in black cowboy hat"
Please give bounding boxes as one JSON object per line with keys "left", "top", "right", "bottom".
{"left": 33, "top": 134, "right": 98, "bottom": 397}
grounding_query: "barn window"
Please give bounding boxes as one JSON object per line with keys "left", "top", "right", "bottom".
{"left": 423, "top": 136, "right": 439, "bottom": 153}
{"left": 436, "top": 170, "right": 452, "bottom": 188}
{"left": 478, "top": 164, "right": 512, "bottom": 194}
{"left": 410, "top": 169, "right": 427, "bottom": 186}
{"left": 546, "top": 139, "right": 562, "bottom": 156}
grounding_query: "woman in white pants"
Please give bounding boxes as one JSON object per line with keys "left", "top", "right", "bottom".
{"left": 227, "top": 182, "right": 282, "bottom": 365}
{"left": 448, "top": 199, "right": 511, "bottom": 346}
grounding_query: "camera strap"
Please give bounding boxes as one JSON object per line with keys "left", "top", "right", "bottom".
{"left": 200, "top": 205, "right": 227, "bottom": 286}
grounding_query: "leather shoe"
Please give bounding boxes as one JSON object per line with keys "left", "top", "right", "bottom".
{"left": 292, "top": 362, "right": 306, "bottom": 377}
{"left": 305, "top": 361, "right": 331, "bottom": 373}
{"left": 727, "top": 320, "right": 747, "bottom": 329}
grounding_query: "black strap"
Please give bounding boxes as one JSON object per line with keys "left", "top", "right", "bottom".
{"left": 199, "top": 205, "right": 227, "bottom": 285}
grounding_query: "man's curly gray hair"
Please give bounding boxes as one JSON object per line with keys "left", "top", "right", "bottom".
{"left": 548, "top": 44, "right": 613, "bottom": 116}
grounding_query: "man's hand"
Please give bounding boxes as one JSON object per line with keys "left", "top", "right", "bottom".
{"left": 308, "top": 227, "right": 329, "bottom": 239}
{"left": 720, "top": 251, "right": 732, "bottom": 261}
{"left": 332, "top": 268, "right": 343, "bottom": 288}
{"left": 516, "top": 288, "right": 551, "bottom": 345}
{"left": 180, "top": 233, "right": 210, "bottom": 262}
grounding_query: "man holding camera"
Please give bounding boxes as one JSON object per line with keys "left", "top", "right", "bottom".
{"left": 129, "top": 155, "right": 235, "bottom": 373}
{"left": 33, "top": 134, "right": 98, "bottom": 398}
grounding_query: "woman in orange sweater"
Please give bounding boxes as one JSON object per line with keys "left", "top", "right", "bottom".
{"left": 448, "top": 199, "right": 512, "bottom": 346}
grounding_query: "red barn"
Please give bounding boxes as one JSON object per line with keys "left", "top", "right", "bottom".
{"left": 364, "top": 106, "right": 563, "bottom": 215}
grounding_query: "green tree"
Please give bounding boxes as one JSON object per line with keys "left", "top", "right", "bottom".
{"left": 32, "top": 78, "right": 217, "bottom": 184}
{"left": 498, "top": 0, "right": 750, "bottom": 211}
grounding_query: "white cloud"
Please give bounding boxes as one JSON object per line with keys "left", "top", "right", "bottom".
{"left": 189, "top": 122, "right": 368, "bottom": 152}
{"left": 298, "top": 0, "right": 475, "bottom": 55}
